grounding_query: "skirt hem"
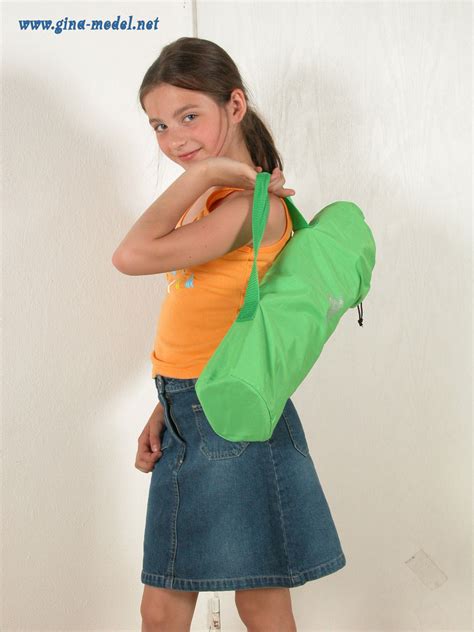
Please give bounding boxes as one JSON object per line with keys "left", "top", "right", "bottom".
{"left": 141, "top": 552, "right": 346, "bottom": 592}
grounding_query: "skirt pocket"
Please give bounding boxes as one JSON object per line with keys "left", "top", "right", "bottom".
{"left": 282, "top": 399, "right": 310, "bottom": 457}
{"left": 191, "top": 403, "right": 250, "bottom": 460}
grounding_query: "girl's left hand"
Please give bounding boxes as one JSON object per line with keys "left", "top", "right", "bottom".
{"left": 201, "top": 157, "right": 296, "bottom": 198}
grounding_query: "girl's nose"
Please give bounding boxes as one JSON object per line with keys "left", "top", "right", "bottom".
{"left": 171, "top": 139, "right": 189, "bottom": 153}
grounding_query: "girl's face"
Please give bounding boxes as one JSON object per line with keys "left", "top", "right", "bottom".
{"left": 143, "top": 83, "right": 245, "bottom": 169}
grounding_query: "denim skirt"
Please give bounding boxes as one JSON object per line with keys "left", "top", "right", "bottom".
{"left": 141, "top": 375, "right": 346, "bottom": 592}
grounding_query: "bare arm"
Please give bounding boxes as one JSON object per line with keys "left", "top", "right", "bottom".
{"left": 112, "top": 161, "right": 209, "bottom": 265}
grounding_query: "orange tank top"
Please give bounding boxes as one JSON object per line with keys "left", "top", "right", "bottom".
{"left": 150, "top": 187, "right": 293, "bottom": 378}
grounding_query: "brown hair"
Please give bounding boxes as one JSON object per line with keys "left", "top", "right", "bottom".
{"left": 138, "top": 37, "right": 283, "bottom": 173}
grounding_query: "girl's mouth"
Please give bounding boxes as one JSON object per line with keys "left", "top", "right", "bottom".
{"left": 179, "top": 148, "right": 200, "bottom": 160}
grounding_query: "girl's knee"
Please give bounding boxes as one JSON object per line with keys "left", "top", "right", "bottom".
{"left": 235, "top": 586, "right": 294, "bottom": 619}
{"left": 140, "top": 586, "right": 199, "bottom": 631}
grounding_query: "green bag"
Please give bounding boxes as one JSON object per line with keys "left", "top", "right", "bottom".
{"left": 195, "top": 171, "right": 376, "bottom": 442}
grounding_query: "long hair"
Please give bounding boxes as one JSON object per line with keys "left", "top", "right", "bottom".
{"left": 138, "top": 37, "right": 283, "bottom": 173}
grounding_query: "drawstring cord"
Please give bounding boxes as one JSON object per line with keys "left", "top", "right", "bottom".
{"left": 357, "top": 302, "right": 364, "bottom": 327}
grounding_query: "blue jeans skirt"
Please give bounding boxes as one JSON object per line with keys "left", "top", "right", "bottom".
{"left": 141, "top": 375, "right": 346, "bottom": 592}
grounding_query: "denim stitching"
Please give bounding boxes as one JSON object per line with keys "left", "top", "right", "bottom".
{"left": 141, "top": 552, "right": 346, "bottom": 589}
{"left": 143, "top": 553, "right": 345, "bottom": 581}
{"left": 164, "top": 393, "right": 186, "bottom": 443}
{"left": 165, "top": 466, "right": 179, "bottom": 583}
{"left": 267, "top": 440, "right": 293, "bottom": 576}
{"left": 160, "top": 429, "right": 172, "bottom": 451}
{"left": 191, "top": 403, "right": 250, "bottom": 459}
{"left": 282, "top": 409, "right": 309, "bottom": 457}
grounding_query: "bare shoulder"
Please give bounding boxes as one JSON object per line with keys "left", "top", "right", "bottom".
{"left": 214, "top": 189, "right": 287, "bottom": 247}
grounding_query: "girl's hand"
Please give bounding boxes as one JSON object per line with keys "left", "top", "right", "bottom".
{"left": 202, "top": 157, "right": 295, "bottom": 198}
{"left": 135, "top": 402, "right": 166, "bottom": 473}
{"left": 264, "top": 166, "right": 296, "bottom": 198}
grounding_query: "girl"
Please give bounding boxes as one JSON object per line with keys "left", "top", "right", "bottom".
{"left": 113, "top": 37, "right": 346, "bottom": 632}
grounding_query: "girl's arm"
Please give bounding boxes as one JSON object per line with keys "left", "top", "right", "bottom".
{"left": 112, "top": 160, "right": 292, "bottom": 276}
{"left": 112, "top": 161, "right": 209, "bottom": 266}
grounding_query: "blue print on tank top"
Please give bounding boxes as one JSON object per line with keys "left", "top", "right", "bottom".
{"left": 166, "top": 269, "right": 194, "bottom": 293}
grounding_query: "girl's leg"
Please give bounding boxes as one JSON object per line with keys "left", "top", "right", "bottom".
{"left": 140, "top": 586, "right": 199, "bottom": 632}
{"left": 235, "top": 587, "right": 297, "bottom": 632}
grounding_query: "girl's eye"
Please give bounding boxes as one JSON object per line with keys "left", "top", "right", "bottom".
{"left": 153, "top": 113, "right": 197, "bottom": 133}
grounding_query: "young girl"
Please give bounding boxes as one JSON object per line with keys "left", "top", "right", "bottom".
{"left": 113, "top": 37, "right": 346, "bottom": 632}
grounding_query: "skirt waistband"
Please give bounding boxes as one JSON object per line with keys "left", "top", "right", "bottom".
{"left": 154, "top": 374, "right": 199, "bottom": 393}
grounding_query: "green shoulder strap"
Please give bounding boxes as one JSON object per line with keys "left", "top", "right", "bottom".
{"left": 237, "top": 171, "right": 309, "bottom": 322}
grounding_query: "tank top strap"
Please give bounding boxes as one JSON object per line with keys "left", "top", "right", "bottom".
{"left": 205, "top": 187, "right": 246, "bottom": 214}
{"left": 177, "top": 187, "right": 246, "bottom": 228}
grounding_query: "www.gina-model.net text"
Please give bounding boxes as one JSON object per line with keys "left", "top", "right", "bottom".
{"left": 18, "top": 15, "right": 160, "bottom": 35}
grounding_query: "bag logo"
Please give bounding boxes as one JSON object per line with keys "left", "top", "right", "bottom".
{"left": 327, "top": 295, "right": 344, "bottom": 319}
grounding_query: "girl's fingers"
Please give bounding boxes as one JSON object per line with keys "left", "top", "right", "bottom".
{"left": 262, "top": 168, "right": 295, "bottom": 196}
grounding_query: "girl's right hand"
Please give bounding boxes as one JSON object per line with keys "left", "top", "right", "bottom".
{"left": 135, "top": 402, "right": 166, "bottom": 473}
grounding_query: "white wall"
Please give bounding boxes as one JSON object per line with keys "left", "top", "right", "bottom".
{"left": 2, "top": 1, "right": 471, "bottom": 631}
